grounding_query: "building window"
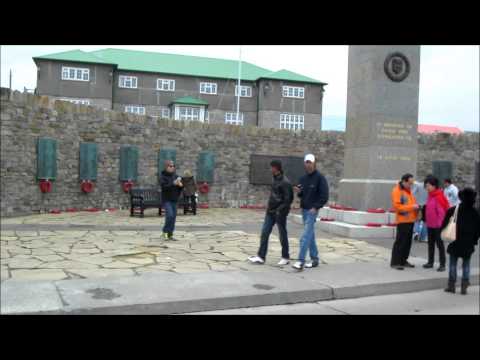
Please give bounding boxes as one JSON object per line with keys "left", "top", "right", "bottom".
{"left": 280, "top": 113, "right": 304, "bottom": 130}
{"left": 161, "top": 107, "right": 170, "bottom": 119}
{"left": 61, "top": 67, "right": 89, "bottom": 81}
{"left": 235, "top": 85, "right": 252, "bottom": 97}
{"left": 200, "top": 82, "right": 217, "bottom": 95}
{"left": 59, "top": 98, "right": 90, "bottom": 105}
{"left": 282, "top": 86, "right": 305, "bottom": 99}
{"left": 125, "top": 105, "right": 145, "bottom": 115}
{"left": 119, "top": 76, "right": 138, "bottom": 89}
{"left": 157, "top": 79, "right": 175, "bottom": 91}
{"left": 179, "top": 106, "right": 200, "bottom": 121}
{"left": 225, "top": 112, "right": 244, "bottom": 125}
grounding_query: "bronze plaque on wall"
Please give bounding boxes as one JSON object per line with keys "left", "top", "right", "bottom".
{"left": 432, "top": 161, "right": 453, "bottom": 185}
{"left": 250, "top": 155, "right": 305, "bottom": 185}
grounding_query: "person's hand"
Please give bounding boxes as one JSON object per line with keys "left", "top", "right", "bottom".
{"left": 413, "top": 204, "right": 419, "bottom": 210}
{"left": 177, "top": 181, "right": 183, "bottom": 187}
{"left": 293, "top": 185, "right": 301, "bottom": 193}
{"left": 309, "top": 208, "right": 317, "bottom": 214}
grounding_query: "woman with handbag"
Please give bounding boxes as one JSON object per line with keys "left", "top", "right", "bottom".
{"left": 442, "top": 188, "right": 480, "bottom": 295}
{"left": 422, "top": 176, "right": 450, "bottom": 272}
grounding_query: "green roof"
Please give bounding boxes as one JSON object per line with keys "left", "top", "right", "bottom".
{"left": 171, "top": 96, "right": 209, "bottom": 106}
{"left": 259, "top": 69, "right": 327, "bottom": 85}
{"left": 33, "top": 48, "right": 326, "bottom": 85}
{"left": 33, "top": 49, "right": 116, "bottom": 65}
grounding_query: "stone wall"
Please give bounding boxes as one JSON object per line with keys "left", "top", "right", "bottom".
{"left": 1, "top": 89, "right": 478, "bottom": 217}
{"left": 0, "top": 89, "right": 343, "bottom": 217}
{"left": 417, "top": 131, "right": 479, "bottom": 189}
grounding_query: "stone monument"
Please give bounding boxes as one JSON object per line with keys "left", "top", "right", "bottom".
{"left": 339, "top": 46, "right": 421, "bottom": 210}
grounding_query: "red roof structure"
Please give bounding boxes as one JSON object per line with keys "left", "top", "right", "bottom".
{"left": 418, "top": 124, "right": 463, "bottom": 134}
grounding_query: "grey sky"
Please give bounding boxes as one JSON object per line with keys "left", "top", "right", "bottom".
{"left": 1, "top": 45, "right": 478, "bottom": 131}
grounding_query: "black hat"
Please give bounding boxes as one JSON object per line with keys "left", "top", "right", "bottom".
{"left": 270, "top": 160, "right": 282, "bottom": 171}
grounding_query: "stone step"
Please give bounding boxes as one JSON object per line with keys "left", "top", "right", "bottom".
{"left": 291, "top": 214, "right": 396, "bottom": 239}
{"left": 319, "top": 207, "right": 396, "bottom": 225}
{"left": 318, "top": 221, "right": 396, "bottom": 239}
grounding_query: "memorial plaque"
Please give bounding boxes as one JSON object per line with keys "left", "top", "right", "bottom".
{"left": 197, "top": 151, "right": 215, "bottom": 183}
{"left": 37, "top": 137, "right": 57, "bottom": 180}
{"left": 119, "top": 146, "right": 138, "bottom": 181}
{"left": 250, "top": 155, "right": 305, "bottom": 185}
{"left": 432, "top": 161, "right": 453, "bottom": 185}
{"left": 79, "top": 142, "right": 98, "bottom": 181}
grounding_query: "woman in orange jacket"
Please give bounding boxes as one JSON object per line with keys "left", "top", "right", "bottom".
{"left": 390, "top": 173, "right": 420, "bottom": 270}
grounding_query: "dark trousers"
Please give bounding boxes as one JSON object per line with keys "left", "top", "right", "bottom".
{"left": 427, "top": 227, "right": 446, "bottom": 266}
{"left": 162, "top": 201, "right": 177, "bottom": 234}
{"left": 183, "top": 195, "right": 196, "bottom": 211}
{"left": 391, "top": 222, "right": 414, "bottom": 266}
{"left": 258, "top": 212, "right": 289, "bottom": 260}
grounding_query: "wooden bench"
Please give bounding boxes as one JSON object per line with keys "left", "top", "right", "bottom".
{"left": 130, "top": 188, "right": 162, "bottom": 217}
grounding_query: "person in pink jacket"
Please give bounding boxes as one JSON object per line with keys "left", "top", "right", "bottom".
{"left": 423, "top": 175, "right": 451, "bottom": 271}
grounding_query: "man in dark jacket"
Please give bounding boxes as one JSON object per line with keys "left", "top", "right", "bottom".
{"left": 292, "top": 154, "right": 329, "bottom": 271}
{"left": 248, "top": 160, "right": 294, "bottom": 266}
{"left": 160, "top": 160, "right": 183, "bottom": 240}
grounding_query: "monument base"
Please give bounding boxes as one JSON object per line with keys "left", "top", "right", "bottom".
{"left": 338, "top": 179, "right": 398, "bottom": 211}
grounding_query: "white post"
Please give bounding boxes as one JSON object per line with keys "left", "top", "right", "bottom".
{"left": 236, "top": 46, "right": 242, "bottom": 122}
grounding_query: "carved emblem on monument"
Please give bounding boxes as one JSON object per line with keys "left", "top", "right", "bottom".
{"left": 384, "top": 52, "right": 410, "bottom": 82}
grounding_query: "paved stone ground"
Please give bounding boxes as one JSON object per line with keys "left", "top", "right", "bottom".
{"left": 1, "top": 209, "right": 398, "bottom": 282}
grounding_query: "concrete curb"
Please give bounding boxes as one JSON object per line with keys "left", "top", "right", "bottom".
{"left": 2, "top": 263, "right": 478, "bottom": 315}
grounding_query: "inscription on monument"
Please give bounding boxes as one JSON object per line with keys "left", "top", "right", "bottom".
{"left": 376, "top": 122, "right": 414, "bottom": 141}
{"left": 250, "top": 155, "right": 305, "bottom": 185}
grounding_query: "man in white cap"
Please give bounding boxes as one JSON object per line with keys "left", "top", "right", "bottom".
{"left": 292, "top": 154, "right": 329, "bottom": 271}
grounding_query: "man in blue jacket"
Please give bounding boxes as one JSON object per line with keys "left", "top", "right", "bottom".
{"left": 292, "top": 154, "right": 329, "bottom": 271}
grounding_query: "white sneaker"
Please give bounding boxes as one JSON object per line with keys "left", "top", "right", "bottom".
{"left": 277, "top": 258, "right": 290, "bottom": 266}
{"left": 292, "top": 261, "right": 304, "bottom": 271}
{"left": 305, "top": 260, "right": 320, "bottom": 268}
{"left": 247, "top": 255, "right": 265, "bottom": 264}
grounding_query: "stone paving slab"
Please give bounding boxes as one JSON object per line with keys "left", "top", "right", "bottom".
{"left": 1, "top": 209, "right": 405, "bottom": 282}
{"left": 1, "top": 209, "right": 267, "bottom": 227}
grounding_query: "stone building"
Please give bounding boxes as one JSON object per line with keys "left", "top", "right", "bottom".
{"left": 33, "top": 48, "right": 327, "bottom": 131}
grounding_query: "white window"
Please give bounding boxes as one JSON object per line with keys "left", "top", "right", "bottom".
{"left": 282, "top": 86, "right": 305, "bottom": 99}
{"left": 280, "top": 113, "right": 304, "bottom": 130}
{"left": 125, "top": 105, "right": 145, "bottom": 115}
{"left": 61, "top": 66, "right": 89, "bottom": 81}
{"left": 225, "top": 112, "right": 244, "bottom": 126}
{"left": 119, "top": 75, "right": 138, "bottom": 89}
{"left": 235, "top": 85, "right": 252, "bottom": 97}
{"left": 178, "top": 106, "right": 201, "bottom": 121}
{"left": 59, "top": 98, "right": 90, "bottom": 105}
{"left": 200, "top": 82, "right": 217, "bottom": 95}
{"left": 157, "top": 79, "right": 175, "bottom": 91}
{"left": 161, "top": 107, "right": 170, "bottom": 119}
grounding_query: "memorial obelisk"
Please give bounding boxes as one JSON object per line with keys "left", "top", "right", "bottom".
{"left": 339, "top": 46, "right": 421, "bottom": 210}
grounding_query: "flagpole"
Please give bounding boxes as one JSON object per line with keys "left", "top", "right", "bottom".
{"left": 236, "top": 46, "right": 242, "bottom": 122}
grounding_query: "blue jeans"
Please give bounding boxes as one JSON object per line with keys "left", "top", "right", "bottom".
{"left": 414, "top": 220, "right": 427, "bottom": 241}
{"left": 449, "top": 255, "right": 471, "bottom": 282}
{"left": 297, "top": 209, "right": 319, "bottom": 264}
{"left": 162, "top": 201, "right": 177, "bottom": 234}
{"left": 258, "top": 212, "right": 289, "bottom": 260}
